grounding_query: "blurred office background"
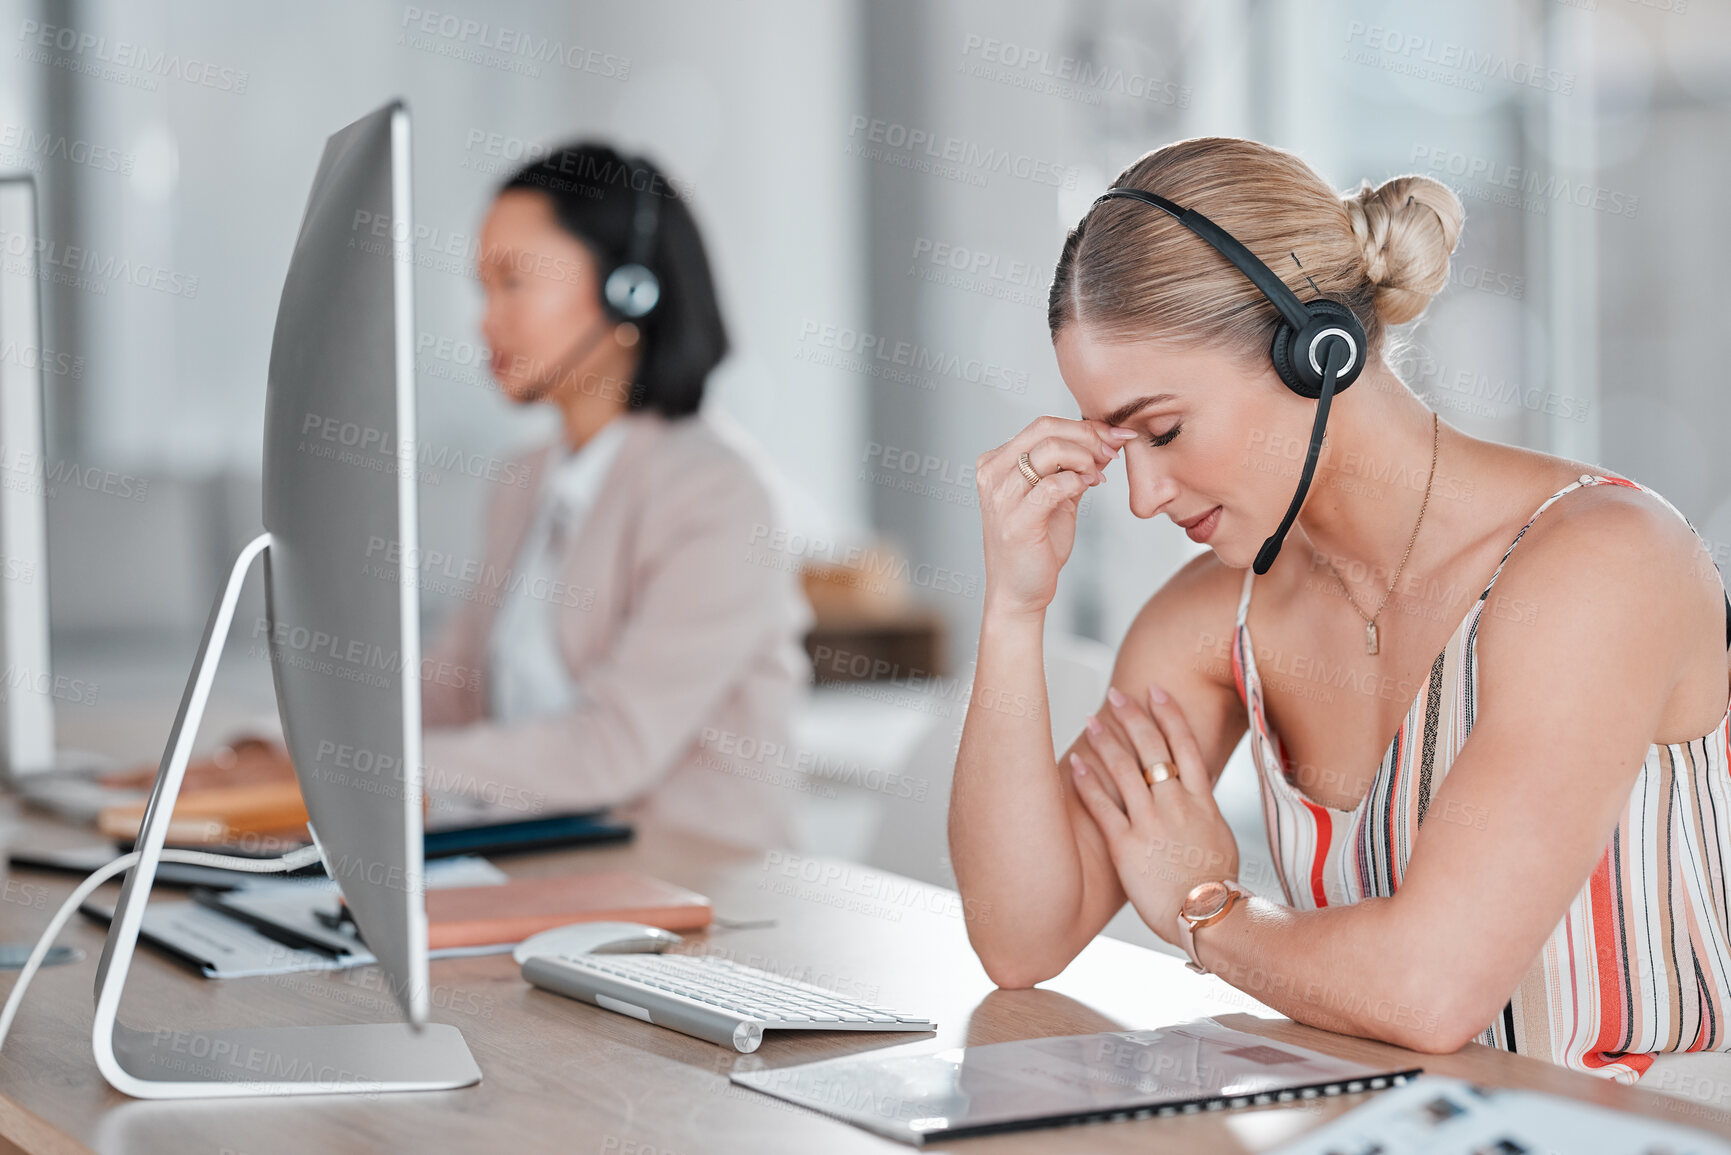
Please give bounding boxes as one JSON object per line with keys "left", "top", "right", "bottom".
{"left": 0, "top": 0, "right": 1722, "bottom": 952}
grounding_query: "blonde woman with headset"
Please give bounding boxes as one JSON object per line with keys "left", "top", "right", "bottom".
{"left": 950, "top": 136, "right": 1731, "bottom": 1084}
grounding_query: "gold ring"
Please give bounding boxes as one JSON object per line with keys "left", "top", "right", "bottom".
{"left": 1142, "top": 761, "right": 1176, "bottom": 786}
{"left": 1017, "top": 452, "right": 1042, "bottom": 487}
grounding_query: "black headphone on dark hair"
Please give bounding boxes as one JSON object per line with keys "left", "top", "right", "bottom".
{"left": 1091, "top": 188, "right": 1367, "bottom": 574}
{"left": 601, "top": 163, "right": 662, "bottom": 322}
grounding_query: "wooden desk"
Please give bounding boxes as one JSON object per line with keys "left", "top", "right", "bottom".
{"left": 0, "top": 806, "right": 1724, "bottom": 1154}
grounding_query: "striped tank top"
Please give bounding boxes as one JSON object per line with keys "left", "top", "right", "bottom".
{"left": 1230, "top": 472, "right": 1731, "bottom": 1083}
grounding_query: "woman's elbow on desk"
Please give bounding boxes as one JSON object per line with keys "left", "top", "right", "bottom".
{"left": 1388, "top": 978, "right": 1506, "bottom": 1056}
{"left": 975, "top": 951, "right": 1066, "bottom": 992}
{"left": 1342, "top": 956, "right": 1502, "bottom": 1057}
{"left": 1257, "top": 969, "right": 1480, "bottom": 1057}
{"left": 1373, "top": 902, "right": 1520, "bottom": 1056}
{"left": 1370, "top": 985, "right": 1490, "bottom": 1056}
{"left": 965, "top": 918, "right": 1092, "bottom": 991}
{"left": 1196, "top": 896, "right": 1499, "bottom": 1058}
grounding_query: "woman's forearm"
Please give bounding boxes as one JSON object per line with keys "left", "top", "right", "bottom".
{"left": 1191, "top": 894, "right": 1470, "bottom": 1053}
{"left": 949, "top": 603, "right": 1092, "bottom": 977}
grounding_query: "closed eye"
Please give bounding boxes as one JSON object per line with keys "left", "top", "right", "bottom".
{"left": 1147, "top": 423, "right": 1182, "bottom": 448}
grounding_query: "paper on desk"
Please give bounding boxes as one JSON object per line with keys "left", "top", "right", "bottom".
{"left": 209, "top": 854, "right": 509, "bottom": 956}
{"left": 1269, "top": 1072, "right": 1731, "bottom": 1155}
{"left": 226, "top": 852, "right": 508, "bottom": 894}
{"left": 80, "top": 855, "right": 512, "bottom": 979}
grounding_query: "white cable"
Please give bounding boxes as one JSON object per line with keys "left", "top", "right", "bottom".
{"left": 0, "top": 844, "right": 326, "bottom": 1051}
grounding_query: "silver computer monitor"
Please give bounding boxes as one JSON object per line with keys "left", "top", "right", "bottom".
{"left": 261, "top": 99, "right": 428, "bottom": 1025}
{"left": 0, "top": 175, "right": 56, "bottom": 778}
{"left": 90, "top": 101, "right": 478, "bottom": 1099}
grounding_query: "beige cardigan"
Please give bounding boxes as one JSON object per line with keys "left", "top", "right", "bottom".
{"left": 420, "top": 412, "right": 812, "bottom": 849}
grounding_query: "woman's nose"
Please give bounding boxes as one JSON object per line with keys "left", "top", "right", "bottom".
{"left": 1129, "top": 488, "right": 1166, "bottom": 521}
{"left": 1124, "top": 453, "right": 1173, "bottom": 520}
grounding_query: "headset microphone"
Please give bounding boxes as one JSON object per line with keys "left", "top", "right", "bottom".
{"left": 1253, "top": 336, "right": 1349, "bottom": 574}
{"left": 1089, "top": 188, "right": 1367, "bottom": 574}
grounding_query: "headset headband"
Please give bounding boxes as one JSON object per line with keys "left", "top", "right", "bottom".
{"left": 603, "top": 160, "right": 663, "bottom": 321}
{"left": 1092, "top": 189, "right": 1313, "bottom": 332}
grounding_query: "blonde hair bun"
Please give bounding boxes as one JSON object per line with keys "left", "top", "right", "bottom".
{"left": 1344, "top": 175, "right": 1464, "bottom": 326}
{"left": 1049, "top": 137, "right": 1468, "bottom": 359}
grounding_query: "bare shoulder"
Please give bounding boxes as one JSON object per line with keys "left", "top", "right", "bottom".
{"left": 1499, "top": 479, "right": 1713, "bottom": 604}
{"left": 1476, "top": 478, "right": 1723, "bottom": 685}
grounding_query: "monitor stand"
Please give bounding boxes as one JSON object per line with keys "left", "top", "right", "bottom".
{"left": 89, "top": 532, "right": 481, "bottom": 1099}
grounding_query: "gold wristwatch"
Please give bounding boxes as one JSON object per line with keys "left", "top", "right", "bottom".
{"left": 1177, "top": 879, "right": 1248, "bottom": 974}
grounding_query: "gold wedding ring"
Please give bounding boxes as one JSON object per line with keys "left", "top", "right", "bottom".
{"left": 1143, "top": 761, "right": 1176, "bottom": 786}
{"left": 1017, "top": 451, "right": 1042, "bottom": 487}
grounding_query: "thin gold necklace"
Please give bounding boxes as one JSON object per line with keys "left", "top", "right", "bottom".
{"left": 1324, "top": 411, "right": 1439, "bottom": 656}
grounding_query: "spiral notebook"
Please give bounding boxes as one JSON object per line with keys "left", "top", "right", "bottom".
{"left": 729, "top": 1018, "right": 1422, "bottom": 1146}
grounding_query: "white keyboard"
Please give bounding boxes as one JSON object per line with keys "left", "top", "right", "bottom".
{"left": 521, "top": 952, "right": 936, "bottom": 1053}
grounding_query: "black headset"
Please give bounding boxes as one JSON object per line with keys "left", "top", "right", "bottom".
{"left": 601, "top": 164, "right": 662, "bottom": 323}
{"left": 514, "top": 163, "right": 663, "bottom": 405}
{"left": 1090, "top": 188, "right": 1367, "bottom": 574}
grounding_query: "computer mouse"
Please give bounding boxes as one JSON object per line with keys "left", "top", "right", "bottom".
{"left": 512, "top": 920, "right": 683, "bottom": 965}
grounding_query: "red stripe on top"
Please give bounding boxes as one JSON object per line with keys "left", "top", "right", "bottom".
{"left": 1580, "top": 1048, "right": 1653, "bottom": 1080}
{"left": 1301, "top": 799, "right": 1331, "bottom": 908}
{"left": 1585, "top": 849, "right": 1630, "bottom": 1058}
{"left": 1230, "top": 628, "right": 1247, "bottom": 705}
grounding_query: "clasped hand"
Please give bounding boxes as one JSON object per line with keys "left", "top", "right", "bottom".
{"left": 1069, "top": 683, "right": 1241, "bottom": 945}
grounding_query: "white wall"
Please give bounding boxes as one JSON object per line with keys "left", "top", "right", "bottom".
{"left": 16, "top": 0, "right": 1729, "bottom": 657}
{"left": 41, "top": 0, "right": 870, "bottom": 634}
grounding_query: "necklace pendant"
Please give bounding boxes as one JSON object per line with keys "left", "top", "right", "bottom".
{"left": 1365, "top": 621, "right": 1379, "bottom": 655}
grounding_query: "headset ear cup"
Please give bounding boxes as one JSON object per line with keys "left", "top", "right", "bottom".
{"left": 1299, "top": 300, "right": 1366, "bottom": 392}
{"left": 1268, "top": 321, "right": 1313, "bottom": 398}
{"left": 1271, "top": 300, "right": 1366, "bottom": 399}
{"left": 603, "top": 262, "right": 661, "bottom": 322}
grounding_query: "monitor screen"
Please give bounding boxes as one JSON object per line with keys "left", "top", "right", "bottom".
{"left": 261, "top": 102, "right": 427, "bottom": 1025}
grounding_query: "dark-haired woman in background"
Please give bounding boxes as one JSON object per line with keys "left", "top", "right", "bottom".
{"left": 420, "top": 144, "right": 811, "bottom": 850}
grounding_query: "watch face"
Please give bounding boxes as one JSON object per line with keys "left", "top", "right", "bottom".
{"left": 1184, "top": 880, "right": 1229, "bottom": 921}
